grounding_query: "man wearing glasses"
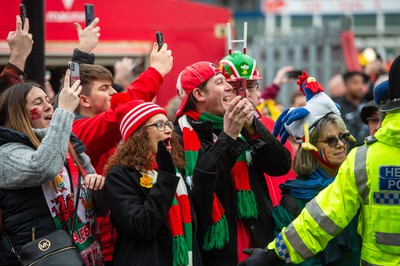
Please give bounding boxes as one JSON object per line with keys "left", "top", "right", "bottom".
{"left": 219, "top": 52, "right": 297, "bottom": 207}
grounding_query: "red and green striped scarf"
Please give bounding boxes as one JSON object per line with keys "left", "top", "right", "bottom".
{"left": 167, "top": 170, "right": 193, "bottom": 266}
{"left": 178, "top": 111, "right": 258, "bottom": 251}
{"left": 147, "top": 169, "right": 193, "bottom": 266}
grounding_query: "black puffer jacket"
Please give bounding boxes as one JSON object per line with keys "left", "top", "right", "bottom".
{"left": 0, "top": 127, "right": 87, "bottom": 265}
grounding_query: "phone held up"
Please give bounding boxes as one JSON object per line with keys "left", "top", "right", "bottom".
{"left": 20, "top": 3, "right": 26, "bottom": 29}
{"left": 156, "top": 31, "right": 164, "bottom": 52}
{"left": 237, "top": 78, "right": 247, "bottom": 99}
{"left": 85, "top": 4, "right": 95, "bottom": 27}
{"left": 287, "top": 70, "right": 303, "bottom": 79}
{"left": 68, "top": 61, "right": 80, "bottom": 87}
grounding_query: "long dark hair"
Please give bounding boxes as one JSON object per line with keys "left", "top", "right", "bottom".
{"left": 0, "top": 82, "right": 44, "bottom": 147}
{"left": 0, "top": 82, "right": 85, "bottom": 189}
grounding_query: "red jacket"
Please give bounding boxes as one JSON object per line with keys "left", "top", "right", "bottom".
{"left": 72, "top": 66, "right": 163, "bottom": 262}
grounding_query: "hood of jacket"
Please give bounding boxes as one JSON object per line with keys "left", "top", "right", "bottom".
{"left": 0, "top": 126, "right": 35, "bottom": 149}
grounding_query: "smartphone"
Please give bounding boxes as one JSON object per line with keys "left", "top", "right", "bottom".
{"left": 287, "top": 70, "right": 303, "bottom": 79}
{"left": 156, "top": 31, "right": 164, "bottom": 51}
{"left": 20, "top": 3, "right": 26, "bottom": 29}
{"left": 237, "top": 78, "right": 247, "bottom": 99}
{"left": 68, "top": 61, "right": 80, "bottom": 86}
{"left": 84, "top": 4, "right": 95, "bottom": 27}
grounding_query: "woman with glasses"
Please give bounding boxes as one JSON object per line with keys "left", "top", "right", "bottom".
{"left": 104, "top": 97, "right": 223, "bottom": 266}
{"left": 270, "top": 114, "right": 362, "bottom": 265}
{"left": 238, "top": 73, "right": 363, "bottom": 266}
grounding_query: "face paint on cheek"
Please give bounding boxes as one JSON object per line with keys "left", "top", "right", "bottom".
{"left": 29, "top": 108, "right": 41, "bottom": 120}
{"left": 319, "top": 147, "right": 332, "bottom": 164}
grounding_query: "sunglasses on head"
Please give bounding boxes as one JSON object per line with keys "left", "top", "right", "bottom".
{"left": 317, "top": 132, "right": 350, "bottom": 148}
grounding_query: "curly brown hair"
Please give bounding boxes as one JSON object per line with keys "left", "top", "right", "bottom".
{"left": 105, "top": 127, "right": 151, "bottom": 174}
{"left": 104, "top": 126, "right": 186, "bottom": 174}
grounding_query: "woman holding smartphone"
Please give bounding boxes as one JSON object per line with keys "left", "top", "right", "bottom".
{"left": 0, "top": 70, "right": 106, "bottom": 265}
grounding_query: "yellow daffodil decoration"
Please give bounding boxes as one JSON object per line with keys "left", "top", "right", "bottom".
{"left": 140, "top": 173, "right": 154, "bottom": 188}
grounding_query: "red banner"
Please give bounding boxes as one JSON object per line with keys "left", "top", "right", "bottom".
{"left": 0, "top": 0, "right": 231, "bottom": 107}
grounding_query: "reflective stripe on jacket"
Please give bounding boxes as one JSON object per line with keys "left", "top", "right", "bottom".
{"left": 274, "top": 112, "right": 400, "bottom": 265}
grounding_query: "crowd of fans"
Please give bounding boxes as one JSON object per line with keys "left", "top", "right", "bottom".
{"left": 0, "top": 11, "right": 398, "bottom": 266}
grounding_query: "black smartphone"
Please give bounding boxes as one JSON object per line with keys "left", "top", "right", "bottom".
{"left": 20, "top": 3, "right": 26, "bottom": 29}
{"left": 156, "top": 31, "right": 164, "bottom": 51}
{"left": 287, "top": 70, "right": 303, "bottom": 79}
{"left": 85, "top": 4, "right": 95, "bottom": 27}
{"left": 237, "top": 78, "right": 247, "bottom": 99}
{"left": 68, "top": 61, "right": 80, "bottom": 86}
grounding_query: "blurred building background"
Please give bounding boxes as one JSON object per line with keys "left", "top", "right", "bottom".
{"left": 194, "top": 0, "right": 400, "bottom": 106}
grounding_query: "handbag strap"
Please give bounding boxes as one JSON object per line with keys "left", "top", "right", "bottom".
{"left": 3, "top": 231, "right": 21, "bottom": 261}
{"left": 70, "top": 172, "right": 81, "bottom": 237}
{"left": 64, "top": 150, "right": 83, "bottom": 240}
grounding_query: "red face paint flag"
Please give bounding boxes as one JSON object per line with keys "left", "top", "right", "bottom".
{"left": 29, "top": 108, "right": 41, "bottom": 120}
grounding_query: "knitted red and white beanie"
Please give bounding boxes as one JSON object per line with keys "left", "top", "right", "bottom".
{"left": 112, "top": 94, "right": 166, "bottom": 141}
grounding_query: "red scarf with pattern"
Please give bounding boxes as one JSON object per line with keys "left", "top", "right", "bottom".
{"left": 43, "top": 151, "right": 103, "bottom": 265}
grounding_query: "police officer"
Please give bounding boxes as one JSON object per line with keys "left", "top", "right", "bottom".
{"left": 239, "top": 54, "right": 400, "bottom": 265}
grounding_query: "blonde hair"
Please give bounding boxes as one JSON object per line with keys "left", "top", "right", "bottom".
{"left": 0, "top": 82, "right": 42, "bottom": 147}
{"left": 292, "top": 114, "right": 347, "bottom": 176}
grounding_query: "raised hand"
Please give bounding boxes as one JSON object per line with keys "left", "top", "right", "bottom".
{"left": 150, "top": 43, "right": 173, "bottom": 77}
{"left": 113, "top": 57, "right": 137, "bottom": 89}
{"left": 156, "top": 141, "right": 176, "bottom": 175}
{"left": 224, "top": 96, "right": 254, "bottom": 139}
{"left": 7, "top": 15, "right": 34, "bottom": 70}
{"left": 74, "top": 17, "right": 100, "bottom": 53}
{"left": 273, "top": 65, "right": 294, "bottom": 85}
{"left": 242, "top": 100, "right": 256, "bottom": 135}
{"left": 58, "top": 69, "right": 82, "bottom": 112}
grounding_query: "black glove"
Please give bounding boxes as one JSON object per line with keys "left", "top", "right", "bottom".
{"left": 195, "top": 140, "right": 226, "bottom": 173}
{"left": 238, "top": 248, "right": 283, "bottom": 266}
{"left": 156, "top": 141, "right": 176, "bottom": 175}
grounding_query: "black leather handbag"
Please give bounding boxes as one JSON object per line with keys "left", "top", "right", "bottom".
{"left": 18, "top": 229, "right": 83, "bottom": 266}
{"left": 6, "top": 173, "right": 84, "bottom": 266}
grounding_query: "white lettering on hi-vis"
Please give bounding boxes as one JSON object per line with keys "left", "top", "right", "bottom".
{"left": 384, "top": 167, "right": 400, "bottom": 178}
{"left": 380, "top": 166, "right": 400, "bottom": 191}
{"left": 388, "top": 180, "right": 400, "bottom": 190}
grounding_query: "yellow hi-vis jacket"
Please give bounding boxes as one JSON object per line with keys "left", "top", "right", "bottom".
{"left": 270, "top": 111, "right": 400, "bottom": 265}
